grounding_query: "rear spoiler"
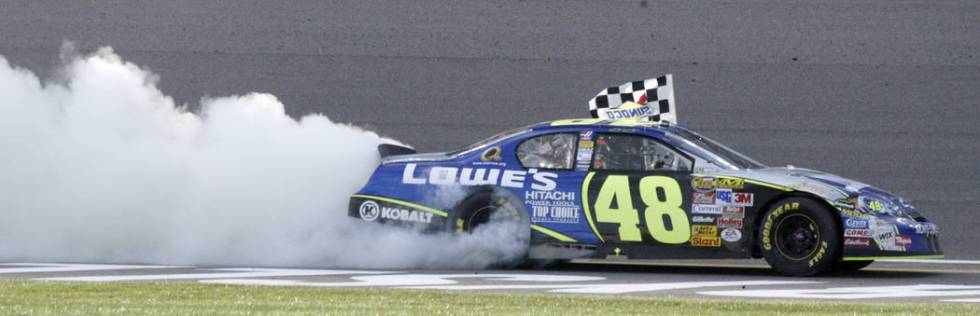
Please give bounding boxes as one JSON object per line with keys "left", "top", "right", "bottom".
{"left": 378, "top": 144, "right": 417, "bottom": 158}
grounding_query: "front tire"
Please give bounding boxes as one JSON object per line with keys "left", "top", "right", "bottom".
{"left": 834, "top": 260, "right": 874, "bottom": 271}
{"left": 759, "top": 197, "right": 841, "bottom": 276}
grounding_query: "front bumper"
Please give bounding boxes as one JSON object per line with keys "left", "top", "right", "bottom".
{"left": 840, "top": 214, "right": 942, "bottom": 260}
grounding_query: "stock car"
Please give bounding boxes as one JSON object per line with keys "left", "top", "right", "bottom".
{"left": 348, "top": 118, "right": 942, "bottom": 276}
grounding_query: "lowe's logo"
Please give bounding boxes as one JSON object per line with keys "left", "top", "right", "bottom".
{"left": 402, "top": 163, "right": 558, "bottom": 191}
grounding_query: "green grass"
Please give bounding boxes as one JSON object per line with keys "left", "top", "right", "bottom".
{"left": 0, "top": 279, "right": 977, "bottom": 315}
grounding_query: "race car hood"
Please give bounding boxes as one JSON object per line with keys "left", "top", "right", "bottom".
{"left": 714, "top": 166, "right": 877, "bottom": 201}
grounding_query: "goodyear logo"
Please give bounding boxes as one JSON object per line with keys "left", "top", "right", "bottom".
{"left": 691, "top": 177, "right": 744, "bottom": 192}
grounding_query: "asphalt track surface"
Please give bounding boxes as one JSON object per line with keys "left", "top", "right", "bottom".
{"left": 5, "top": 260, "right": 980, "bottom": 302}
{"left": 0, "top": 0, "right": 978, "bottom": 302}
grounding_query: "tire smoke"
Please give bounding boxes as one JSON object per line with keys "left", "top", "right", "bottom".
{"left": 0, "top": 46, "right": 526, "bottom": 269}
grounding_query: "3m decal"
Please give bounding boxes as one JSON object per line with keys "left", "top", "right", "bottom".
{"left": 732, "top": 192, "right": 753, "bottom": 207}
{"left": 587, "top": 174, "right": 690, "bottom": 244}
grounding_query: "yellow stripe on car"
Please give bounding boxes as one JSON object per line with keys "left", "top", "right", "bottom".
{"left": 531, "top": 225, "right": 577, "bottom": 242}
{"left": 351, "top": 194, "right": 449, "bottom": 217}
{"left": 581, "top": 171, "right": 605, "bottom": 242}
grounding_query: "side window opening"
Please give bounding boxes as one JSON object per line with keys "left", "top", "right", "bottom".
{"left": 517, "top": 133, "right": 577, "bottom": 170}
{"left": 592, "top": 133, "right": 692, "bottom": 172}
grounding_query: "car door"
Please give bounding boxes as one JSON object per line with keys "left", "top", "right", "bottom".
{"left": 513, "top": 131, "right": 595, "bottom": 243}
{"left": 580, "top": 132, "right": 713, "bottom": 254}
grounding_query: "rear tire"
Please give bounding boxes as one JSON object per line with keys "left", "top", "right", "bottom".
{"left": 450, "top": 190, "right": 530, "bottom": 267}
{"left": 759, "top": 197, "right": 841, "bottom": 276}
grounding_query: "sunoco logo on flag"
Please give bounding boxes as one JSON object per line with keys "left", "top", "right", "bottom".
{"left": 587, "top": 74, "right": 676, "bottom": 123}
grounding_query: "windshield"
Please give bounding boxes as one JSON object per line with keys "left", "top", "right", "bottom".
{"left": 668, "top": 128, "right": 765, "bottom": 170}
{"left": 447, "top": 125, "right": 533, "bottom": 156}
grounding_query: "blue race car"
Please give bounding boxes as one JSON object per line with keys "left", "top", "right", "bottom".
{"left": 348, "top": 77, "right": 941, "bottom": 276}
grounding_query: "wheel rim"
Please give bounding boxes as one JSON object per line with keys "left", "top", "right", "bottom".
{"left": 465, "top": 199, "right": 520, "bottom": 231}
{"left": 774, "top": 214, "right": 821, "bottom": 260}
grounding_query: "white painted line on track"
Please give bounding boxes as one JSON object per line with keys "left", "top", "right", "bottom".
{"left": 881, "top": 259, "right": 980, "bottom": 265}
{"left": 0, "top": 263, "right": 177, "bottom": 274}
{"left": 700, "top": 284, "right": 980, "bottom": 300}
{"left": 41, "top": 268, "right": 392, "bottom": 282}
{"left": 941, "top": 298, "right": 980, "bottom": 303}
{"left": 203, "top": 274, "right": 605, "bottom": 287}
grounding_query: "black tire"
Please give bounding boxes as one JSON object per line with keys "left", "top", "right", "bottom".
{"left": 759, "top": 197, "right": 841, "bottom": 276}
{"left": 449, "top": 190, "right": 530, "bottom": 267}
{"left": 834, "top": 260, "right": 874, "bottom": 271}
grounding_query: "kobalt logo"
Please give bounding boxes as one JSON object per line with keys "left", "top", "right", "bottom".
{"left": 359, "top": 201, "right": 380, "bottom": 221}
{"left": 402, "top": 163, "right": 557, "bottom": 190}
{"left": 381, "top": 206, "right": 434, "bottom": 224}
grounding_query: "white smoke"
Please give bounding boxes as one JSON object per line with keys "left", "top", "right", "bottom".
{"left": 0, "top": 45, "right": 527, "bottom": 269}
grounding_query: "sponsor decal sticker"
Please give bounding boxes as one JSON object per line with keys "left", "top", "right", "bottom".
{"left": 895, "top": 235, "right": 912, "bottom": 247}
{"left": 717, "top": 217, "right": 743, "bottom": 229}
{"left": 691, "top": 225, "right": 717, "bottom": 237}
{"left": 762, "top": 202, "right": 800, "bottom": 251}
{"left": 844, "top": 238, "right": 871, "bottom": 248}
{"left": 481, "top": 147, "right": 502, "bottom": 161}
{"left": 692, "top": 191, "right": 716, "bottom": 205}
{"left": 912, "top": 222, "right": 939, "bottom": 235}
{"left": 716, "top": 189, "right": 733, "bottom": 204}
{"left": 721, "top": 228, "right": 742, "bottom": 242}
{"left": 845, "top": 218, "right": 869, "bottom": 229}
{"left": 732, "top": 192, "right": 753, "bottom": 207}
{"left": 380, "top": 206, "right": 434, "bottom": 224}
{"left": 844, "top": 229, "right": 871, "bottom": 238}
{"left": 692, "top": 204, "right": 723, "bottom": 215}
{"left": 691, "top": 216, "right": 715, "bottom": 224}
{"left": 691, "top": 236, "right": 721, "bottom": 247}
{"left": 691, "top": 177, "right": 744, "bottom": 192}
{"left": 402, "top": 163, "right": 558, "bottom": 191}
{"left": 359, "top": 201, "right": 380, "bottom": 221}
{"left": 527, "top": 191, "right": 581, "bottom": 224}
{"left": 722, "top": 206, "right": 744, "bottom": 217}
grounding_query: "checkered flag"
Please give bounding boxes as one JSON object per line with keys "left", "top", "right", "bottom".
{"left": 588, "top": 74, "right": 676, "bottom": 123}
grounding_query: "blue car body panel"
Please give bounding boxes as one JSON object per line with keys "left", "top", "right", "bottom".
{"left": 348, "top": 119, "right": 942, "bottom": 261}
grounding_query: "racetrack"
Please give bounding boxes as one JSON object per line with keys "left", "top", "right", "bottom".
{"left": 1, "top": 0, "right": 978, "bottom": 293}
{"left": 5, "top": 260, "right": 980, "bottom": 303}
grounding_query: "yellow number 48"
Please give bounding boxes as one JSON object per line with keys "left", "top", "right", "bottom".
{"left": 593, "top": 175, "right": 690, "bottom": 244}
